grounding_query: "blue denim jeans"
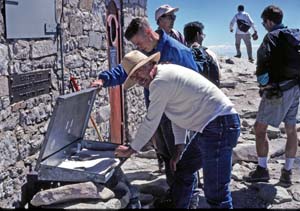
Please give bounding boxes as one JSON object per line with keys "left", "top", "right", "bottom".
{"left": 198, "top": 113, "right": 240, "bottom": 209}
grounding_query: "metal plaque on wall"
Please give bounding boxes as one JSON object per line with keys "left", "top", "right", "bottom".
{"left": 8, "top": 70, "right": 51, "bottom": 104}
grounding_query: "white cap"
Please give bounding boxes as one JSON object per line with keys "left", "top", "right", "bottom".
{"left": 155, "top": 4, "right": 179, "bottom": 21}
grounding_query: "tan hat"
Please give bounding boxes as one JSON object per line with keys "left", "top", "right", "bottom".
{"left": 122, "top": 50, "right": 160, "bottom": 90}
{"left": 155, "top": 4, "right": 179, "bottom": 21}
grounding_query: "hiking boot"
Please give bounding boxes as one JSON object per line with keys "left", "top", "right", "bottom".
{"left": 153, "top": 197, "right": 175, "bottom": 208}
{"left": 279, "top": 168, "right": 292, "bottom": 187}
{"left": 234, "top": 54, "right": 241, "bottom": 58}
{"left": 153, "top": 190, "right": 175, "bottom": 208}
{"left": 248, "top": 58, "right": 254, "bottom": 63}
{"left": 243, "top": 165, "right": 270, "bottom": 182}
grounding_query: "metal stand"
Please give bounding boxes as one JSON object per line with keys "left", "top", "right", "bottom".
{"left": 57, "top": 23, "right": 65, "bottom": 95}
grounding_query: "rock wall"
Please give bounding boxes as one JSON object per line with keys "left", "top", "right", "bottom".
{"left": 0, "top": 0, "right": 147, "bottom": 208}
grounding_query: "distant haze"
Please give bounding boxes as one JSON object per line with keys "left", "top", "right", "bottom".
{"left": 207, "top": 45, "right": 259, "bottom": 59}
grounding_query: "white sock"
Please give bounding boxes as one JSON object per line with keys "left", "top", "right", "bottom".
{"left": 258, "top": 157, "right": 268, "bottom": 169}
{"left": 284, "top": 158, "right": 295, "bottom": 171}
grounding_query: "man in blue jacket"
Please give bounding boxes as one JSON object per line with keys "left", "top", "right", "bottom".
{"left": 92, "top": 17, "right": 200, "bottom": 208}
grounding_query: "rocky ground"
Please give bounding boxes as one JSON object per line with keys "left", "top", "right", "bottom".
{"left": 1, "top": 56, "right": 300, "bottom": 209}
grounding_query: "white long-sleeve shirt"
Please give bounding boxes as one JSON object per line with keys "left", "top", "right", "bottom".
{"left": 130, "top": 64, "right": 237, "bottom": 152}
{"left": 230, "top": 11, "right": 256, "bottom": 34}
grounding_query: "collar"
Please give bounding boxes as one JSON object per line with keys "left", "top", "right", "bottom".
{"left": 150, "top": 29, "right": 167, "bottom": 55}
{"left": 271, "top": 23, "right": 286, "bottom": 31}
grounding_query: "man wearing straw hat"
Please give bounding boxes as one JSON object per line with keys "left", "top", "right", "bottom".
{"left": 114, "top": 50, "right": 241, "bottom": 209}
{"left": 91, "top": 17, "right": 200, "bottom": 208}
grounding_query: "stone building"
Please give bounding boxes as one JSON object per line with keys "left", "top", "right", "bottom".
{"left": 0, "top": 0, "right": 147, "bottom": 208}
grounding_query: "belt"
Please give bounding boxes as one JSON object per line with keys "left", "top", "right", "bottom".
{"left": 278, "top": 79, "right": 300, "bottom": 91}
{"left": 214, "top": 113, "right": 240, "bottom": 126}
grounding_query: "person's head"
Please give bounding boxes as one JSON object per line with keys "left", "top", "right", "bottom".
{"left": 125, "top": 18, "right": 158, "bottom": 53}
{"left": 122, "top": 50, "right": 160, "bottom": 89}
{"left": 155, "top": 4, "right": 179, "bottom": 33}
{"left": 238, "top": 5, "right": 244, "bottom": 12}
{"left": 183, "top": 21, "right": 205, "bottom": 46}
{"left": 261, "top": 5, "right": 283, "bottom": 31}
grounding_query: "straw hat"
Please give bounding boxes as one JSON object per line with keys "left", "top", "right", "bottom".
{"left": 122, "top": 50, "right": 160, "bottom": 90}
{"left": 155, "top": 4, "right": 179, "bottom": 21}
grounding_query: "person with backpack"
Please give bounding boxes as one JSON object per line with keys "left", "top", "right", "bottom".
{"left": 155, "top": 4, "right": 186, "bottom": 45}
{"left": 184, "top": 21, "right": 220, "bottom": 87}
{"left": 243, "top": 5, "right": 300, "bottom": 187}
{"left": 230, "top": 5, "right": 258, "bottom": 63}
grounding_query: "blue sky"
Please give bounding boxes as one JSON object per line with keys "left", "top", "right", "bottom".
{"left": 147, "top": 0, "right": 300, "bottom": 57}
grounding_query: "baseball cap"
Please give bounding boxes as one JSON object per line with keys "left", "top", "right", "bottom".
{"left": 155, "top": 4, "right": 179, "bottom": 21}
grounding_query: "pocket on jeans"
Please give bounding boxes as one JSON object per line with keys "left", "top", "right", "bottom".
{"left": 225, "top": 127, "right": 240, "bottom": 148}
{"left": 202, "top": 126, "right": 222, "bottom": 139}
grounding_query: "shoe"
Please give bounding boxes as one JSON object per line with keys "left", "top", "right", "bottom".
{"left": 243, "top": 165, "right": 270, "bottom": 182}
{"left": 153, "top": 197, "right": 175, "bottom": 208}
{"left": 248, "top": 58, "right": 254, "bottom": 63}
{"left": 279, "top": 168, "right": 292, "bottom": 187}
{"left": 126, "top": 197, "right": 141, "bottom": 209}
{"left": 153, "top": 190, "right": 175, "bottom": 208}
{"left": 234, "top": 55, "right": 241, "bottom": 58}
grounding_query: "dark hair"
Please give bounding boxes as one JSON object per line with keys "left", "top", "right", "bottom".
{"left": 261, "top": 5, "right": 283, "bottom": 24}
{"left": 238, "top": 5, "right": 244, "bottom": 12}
{"left": 125, "top": 18, "right": 150, "bottom": 40}
{"left": 183, "top": 21, "right": 204, "bottom": 44}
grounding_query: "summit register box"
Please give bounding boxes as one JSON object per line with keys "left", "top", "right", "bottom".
{"left": 35, "top": 87, "right": 122, "bottom": 183}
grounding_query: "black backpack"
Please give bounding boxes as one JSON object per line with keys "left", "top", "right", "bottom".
{"left": 237, "top": 19, "right": 251, "bottom": 32}
{"left": 191, "top": 46, "right": 220, "bottom": 87}
{"left": 271, "top": 28, "right": 300, "bottom": 81}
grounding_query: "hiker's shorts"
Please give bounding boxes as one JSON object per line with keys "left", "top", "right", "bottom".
{"left": 256, "top": 85, "right": 300, "bottom": 127}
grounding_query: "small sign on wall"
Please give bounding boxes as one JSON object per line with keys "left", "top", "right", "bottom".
{"left": 8, "top": 70, "right": 51, "bottom": 103}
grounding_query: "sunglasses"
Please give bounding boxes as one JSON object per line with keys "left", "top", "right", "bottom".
{"left": 161, "top": 14, "right": 176, "bottom": 20}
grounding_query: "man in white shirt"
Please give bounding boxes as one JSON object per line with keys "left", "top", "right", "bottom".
{"left": 114, "top": 50, "right": 241, "bottom": 208}
{"left": 230, "top": 5, "right": 257, "bottom": 63}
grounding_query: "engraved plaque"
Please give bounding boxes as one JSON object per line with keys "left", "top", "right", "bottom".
{"left": 9, "top": 70, "right": 51, "bottom": 103}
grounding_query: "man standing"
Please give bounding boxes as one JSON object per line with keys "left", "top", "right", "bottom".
{"left": 230, "top": 5, "right": 257, "bottom": 63}
{"left": 115, "top": 50, "right": 241, "bottom": 208}
{"left": 184, "top": 21, "right": 221, "bottom": 87}
{"left": 155, "top": 4, "right": 185, "bottom": 45}
{"left": 243, "top": 5, "right": 300, "bottom": 187}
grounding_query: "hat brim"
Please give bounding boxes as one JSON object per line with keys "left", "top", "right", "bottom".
{"left": 124, "top": 52, "right": 160, "bottom": 90}
{"left": 156, "top": 7, "right": 179, "bottom": 21}
{"left": 165, "top": 7, "right": 179, "bottom": 15}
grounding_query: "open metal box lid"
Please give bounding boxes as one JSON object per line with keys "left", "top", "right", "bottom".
{"left": 35, "top": 88, "right": 121, "bottom": 184}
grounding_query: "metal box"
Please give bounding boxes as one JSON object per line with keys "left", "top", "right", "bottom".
{"left": 35, "top": 88, "right": 121, "bottom": 184}
{"left": 5, "top": 0, "right": 56, "bottom": 39}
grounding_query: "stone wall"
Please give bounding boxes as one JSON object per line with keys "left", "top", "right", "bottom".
{"left": 0, "top": 0, "right": 147, "bottom": 208}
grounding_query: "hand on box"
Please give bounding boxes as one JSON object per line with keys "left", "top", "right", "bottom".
{"left": 90, "top": 79, "right": 103, "bottom": 88}
{"left": 115, "top": 145, "right": 136, "bottom": 158}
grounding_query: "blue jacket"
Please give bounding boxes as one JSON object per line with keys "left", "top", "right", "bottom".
{"left": 98, "top": 30, "right": 198, "bottom": 87}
